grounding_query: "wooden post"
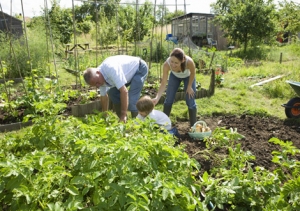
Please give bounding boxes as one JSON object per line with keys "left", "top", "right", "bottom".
{"left": 280, "top": 52, "right": 282, "bottom": 64}
{"left": 84, "top": 43, "right": 89, "bottom": 50}
{"left": 65, "top": 44, "right": 71, "bottom": 59}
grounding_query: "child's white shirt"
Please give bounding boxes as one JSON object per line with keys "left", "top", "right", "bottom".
{"left": 136, "top": 109, "right": 172, "bottom": 130}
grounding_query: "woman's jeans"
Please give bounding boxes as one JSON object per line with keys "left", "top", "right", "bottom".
{"left": 164, "top": 72, "right": 197, "bottom": 109}
{"left": 108, "top": 59, "right": 148, "bottom": 112}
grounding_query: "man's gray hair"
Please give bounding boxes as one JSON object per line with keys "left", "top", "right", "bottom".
{"left": 83, "top": 68, "right": 97, "bottom": 84}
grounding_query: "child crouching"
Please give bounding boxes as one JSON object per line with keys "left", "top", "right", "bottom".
{"left": 136, "top": 95, "right": 180, "bottom": 138}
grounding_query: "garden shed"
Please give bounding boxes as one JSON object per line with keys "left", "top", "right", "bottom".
{"left": 0, "top": 11, "right": 23, "bottom": 37}
{"left": 170, "top": 13, "right": 228, "bottom": 50}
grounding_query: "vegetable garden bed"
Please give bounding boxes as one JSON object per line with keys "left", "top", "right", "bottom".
{"left": 176, "top": 115, "right": 300, "bottom": 174}
{"left": 1, "top": 112, "right": 299, "bottom": 210}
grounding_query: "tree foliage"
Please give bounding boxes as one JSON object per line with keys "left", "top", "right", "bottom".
{"left": 156, "top": 6, "right": 184, "bottom": 25}
{"left": 48, "top": 1, "right": 74, "bottom": 44}
{"left": 28, "top": 0, "right": 183, "bottom": 48}
{"left": 133, "top": 1, "right": 153, "bottom": 42}
{"left": 75, "top": 0, "right": 121, "bottom": 23}
{"left": 277, "top": 0, "right": 300, "bottom": 41}
{"left": 165, "top": 10, "right": 185, "bottom": 24}
{"left": 212, "top": 0, "right": 277, "bottom": 53}
{"left": 91, "top": 13, "right": 118, "bottom": 47}
{"left": 100, "top": 1, "right": 154, "bottom": 43}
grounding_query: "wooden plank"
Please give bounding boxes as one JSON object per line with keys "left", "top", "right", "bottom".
{"left": 0, "top": 121, "right": 32, "bottom": 133}
{"left": 71, "top": 100, "right": 101, "bottom": 117}
{"left": 250, "top": 75, "right": 285, "bottom": 88}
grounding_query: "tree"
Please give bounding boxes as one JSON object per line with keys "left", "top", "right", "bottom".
{"left": 48, "top": 1, "right": 74, "bottom": 44}
{"left": 134, "top": 1, "right": 153, "bottom": 41}
{"left": 78, "top": 20, "right": 93, "bottom": 35}
{"left": 74, "top": 0, "right": 121, "bottom": 23}
{"left": 156, "top": 6, "right": 184, "bottom": 25}
{"left": 277, "top": 0, "right": 300, "bottom": 41}
{"left": 212, "top": 0, "right": 277, "bottom": 53}
{"left": 91, "top": 13, "right": 118, "bottom": 48}
{"left": 118, "top": 5, "right": 136, "bottom": 42}
{"left": 118, "top": 2, "right": 153, "bottom": 42}
{"left": 164, "top": 10, "right": 185, "bottom": 24}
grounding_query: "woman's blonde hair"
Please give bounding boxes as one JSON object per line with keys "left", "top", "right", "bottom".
{"left": 136, "top": 95, "right": 154, "bottom": 115}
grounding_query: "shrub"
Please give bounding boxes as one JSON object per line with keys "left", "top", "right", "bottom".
{"left": 0, "top": 27, "right": 50, "bottom": 78}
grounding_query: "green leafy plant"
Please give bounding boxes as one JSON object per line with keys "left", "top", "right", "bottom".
{"left": 0, "top": 80, "right": 19, "bottom": 117}
{"left": 199, "top": 133, "right": 280, "bottom": 210}
{"left": 0, "top": 113, "right": 210, "bottom": 210}
{"left": 215, "top": 69, "right": 224, "bottom": 86}
{"left": 270, "top": 137, "right": 300, "bottom": 179}
{"left": 204, "top": 127, "right": 245, "bottom": 150}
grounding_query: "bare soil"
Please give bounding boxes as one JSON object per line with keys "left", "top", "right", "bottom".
{"left": 174, "top": 115, "right": 300, "bottom": 173}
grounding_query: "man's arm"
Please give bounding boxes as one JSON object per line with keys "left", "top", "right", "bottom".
{"left": 119, "top": 85, "right": 128, "bottom": 122}
{"left": 101, "top": 94, "right": 109, "bottom": 112}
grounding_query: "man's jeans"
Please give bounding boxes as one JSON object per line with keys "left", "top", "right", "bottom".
{"left": 164, "top": 72, "right": 197, "bottom": 109}
{"left": 108, "top": 59, "right": 148, "bottom": 112}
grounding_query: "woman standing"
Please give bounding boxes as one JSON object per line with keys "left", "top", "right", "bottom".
{"left": 152, "top": 48, "right": 197, "bottom": 126}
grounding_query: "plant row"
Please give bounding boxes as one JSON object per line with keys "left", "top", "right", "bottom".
{"left": 0, "top": 109, "right": 299, "bottom": 210}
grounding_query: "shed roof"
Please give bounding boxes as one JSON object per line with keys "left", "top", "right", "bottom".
{"left": 0, "top": 11, "right": 23, "bottom": 23}
{"left": 171, "top": 12, "right": 215, "bottom": 21}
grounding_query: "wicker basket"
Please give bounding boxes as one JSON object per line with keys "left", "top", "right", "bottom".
{"left": 188, "top": 121, "right": 212, "bottom": 140}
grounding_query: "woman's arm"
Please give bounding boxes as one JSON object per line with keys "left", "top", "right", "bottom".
{"left": 152, "top": 62, "right": 170, "bottom": 105}
{"left": 186, "top": 58, "right": 196, "bottom": 98}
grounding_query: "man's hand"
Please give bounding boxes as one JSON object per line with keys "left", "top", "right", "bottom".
{"left": 119, "top": 116, "right": 127, "bottom": 123}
